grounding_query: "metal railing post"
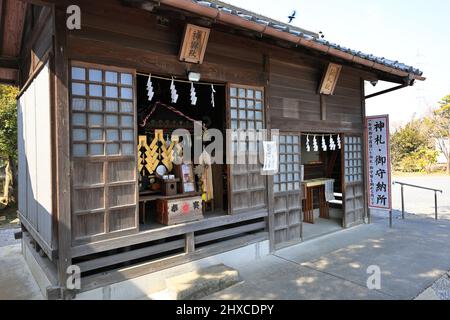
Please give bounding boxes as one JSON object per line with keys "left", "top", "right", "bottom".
{"left": 435, "top": 191, "right": 438, "bottom": 221}
{"left": 401, "top": 185, "right": 405, "bottom": 220}
{"left": 393, "top": 181, "right": 443, "bottom": 222}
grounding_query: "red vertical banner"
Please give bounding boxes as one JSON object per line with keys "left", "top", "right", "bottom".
{"left": 366, "top": 115, "right": 392, "bottom": 210}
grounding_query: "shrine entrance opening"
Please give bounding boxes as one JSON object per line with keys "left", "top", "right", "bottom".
{"left": 136, "top": 74, "right": 228, "bottom": 230}
{"left": 300, "top": 133, "right": 345, "bottom": 240}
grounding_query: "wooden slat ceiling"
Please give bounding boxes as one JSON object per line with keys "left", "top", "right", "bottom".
{"left": 0, "top": 0, "right": 27, "bottom": 84}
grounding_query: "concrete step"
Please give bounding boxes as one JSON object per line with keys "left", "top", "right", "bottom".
{"left": 148, "top": 264, "right": 240, "bottom": 300}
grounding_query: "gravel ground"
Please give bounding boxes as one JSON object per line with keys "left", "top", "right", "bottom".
{"left": 0, "top": 227, "right": 20, "bottom": 248}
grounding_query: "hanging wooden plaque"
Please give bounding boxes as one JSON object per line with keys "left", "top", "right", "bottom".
{"left": 319, "top": 63, "right": 342, "bottom": 95}
{"left": 179, "top": 24, "right": 210, "bottom": 64}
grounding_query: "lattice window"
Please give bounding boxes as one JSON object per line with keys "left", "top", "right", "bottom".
{"left": 228, "top": 85, "right": 267, "bottom": 213}
{"left": 70, "top": 65, "right": 135, "bottom": 157}
{"left": 344, "top": 136, "right": 363, "bottom": 183}
{"left": 70, "top": 63, "right": 137, "bottom": 243}
{"left": 274, "top": 134, "right": 302, "bottom": 193}
{"left": 229, "top": 86, "right": 264, "bottom": 131}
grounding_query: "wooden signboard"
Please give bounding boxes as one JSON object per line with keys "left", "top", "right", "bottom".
{"left": 366, "top": 115, "right": 392, "bottom": 210}
{"left": 179, "top": 24, "right": 210, "bottom": 64}
{"left": 319, "top": 63, "right": 342, "bottom": 95}
{"left": 156, "top": 195, "right": 203, "bottom": 225}
{"left": 175, "top": 164, "right": 196, "bottom": 193}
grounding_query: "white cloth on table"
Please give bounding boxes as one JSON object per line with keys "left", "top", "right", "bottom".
{"left": 324, "top": 179, "right": 335, "bottom": 202}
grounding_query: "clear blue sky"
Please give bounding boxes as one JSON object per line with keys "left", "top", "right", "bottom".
{"left": 224, "top": 0, "right": 450, "bottom": 128}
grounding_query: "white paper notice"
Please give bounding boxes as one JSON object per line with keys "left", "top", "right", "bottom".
{"left": 366, "top": 115, "right": 392, "bottom": 210}
{"left": 262, "top": 141, "right": 278, "bottom": 174}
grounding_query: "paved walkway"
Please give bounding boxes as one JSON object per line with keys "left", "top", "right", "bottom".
{"left": 208, "top": 211, "right": 450, "bottom": 300}
{"left": 0, "top": 243, "right": 43, "bottom": 300}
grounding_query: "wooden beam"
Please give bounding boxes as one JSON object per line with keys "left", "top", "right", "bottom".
{"left": 80, "top": 232, "right": 268, "bottom": 293}
{"left": 1, "top": 0, "right": 27, "bottom": 57}
{"left": 365, "top": 84, "right": 408, "bottom": 99}
{"left": 53, "top": 7, "right": 72, "bottom": 289}
{"left": 184, "top": 232, "right": 195, "bottom": 254}
{"left": 0, "top": 55, "right": 18, "bottom": 69}
{"left": 77, "top": 239, "right": 185, "bottom": 273}
{"left": 18, "top": 211, "right": 57, "bottom": 260}
{"left": 71, "top": 209, "right": 268, "bottom": 258}
{"left": 320, "top": 94, "right": 327, "bottom": 121}
{"left": 0, "top": 0, "right": 6, "bottom": 55}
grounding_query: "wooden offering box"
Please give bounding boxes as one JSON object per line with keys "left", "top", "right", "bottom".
{"left": 156, "top": 194, "right": 203, "bottom": 226}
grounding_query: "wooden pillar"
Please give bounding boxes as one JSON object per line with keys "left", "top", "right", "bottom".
{"left": 185, "top": 232, "right": 195, "bottom": 254}
{"left": 53, "top": 7, "right": 72, "bottom": 294}
{"left": 320, "top": 95, "right": 327, "bottom": 121}
{"left": 263, "top": 54, "right": 276, "bottom": 253}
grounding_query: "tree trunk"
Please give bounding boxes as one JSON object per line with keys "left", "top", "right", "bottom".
{"left": 1, "top": 157, "right": 13, "bottom": 206}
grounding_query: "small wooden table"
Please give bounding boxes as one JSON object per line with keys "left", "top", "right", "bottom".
{"left": 302, "top": 178, "right": 334, "bottom": 224}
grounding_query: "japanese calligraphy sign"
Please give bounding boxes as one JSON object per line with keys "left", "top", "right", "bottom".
{"left": 366, "top": 115, "right": 392, "bottom": 210}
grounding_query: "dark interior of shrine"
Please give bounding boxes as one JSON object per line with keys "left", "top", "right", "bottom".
{"left": 136, "top": 74, "right": 228, "bottom": 228}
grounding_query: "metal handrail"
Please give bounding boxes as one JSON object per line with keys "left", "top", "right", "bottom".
{"left": 393, "top": 181, "right": 443, "bottom": 220}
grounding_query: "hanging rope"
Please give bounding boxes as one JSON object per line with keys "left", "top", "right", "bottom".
{"left": 140, "top": 101, "right": 205, "bottom": 129}
{"left": 136, "top": 72, "right": 226, "bottom": 87}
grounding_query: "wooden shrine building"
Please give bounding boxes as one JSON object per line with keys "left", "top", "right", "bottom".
{"left": 0, "top": 0, "right": 424, "bottom": 299}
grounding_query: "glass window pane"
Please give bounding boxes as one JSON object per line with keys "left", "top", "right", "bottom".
{"left": 73, "top": 129, "right": 86, "bottom": 141}
{"left": 256, "top": 121, "right": 263, "bottom": 130}
{"left": 121, "top": 73, "right": 133, "bottom": 86}
{"left": 246, "top": 89, "right": 254, "bottom": 98}
{"left": 89, "top": 99, "right": 102, "bottom": 112}
{"left": 73, "top": 144, "right": 87, "bottom": 157}
{"left": 71, "top": 67, "right": 85, "bottom": 80}
{"left": 105, "top": 71, "right": 118, "bottom": 84}
{"left": 106, "top": 115, "right": 118, "bottom": 126}
{"left": 105, "top": 86, "right": 118, "bottom": 98}
{"left": 247, "top": 111, "right": 254, "bottom": 119}
{"left": 120, "top": 101, "right": 133, "bottom": 113}
{"left": 255, "top": 91, "right": 262, "bottom": 100}
{"left": 238, "top": 99, "right": 246, "bottom": 108}
{"left": 89, "top": 114, "right": 103, "bottom": 126}
{"left": 89, "top": 143, "right": 104, "bottom": 156}
{"left": 89, "top": 69, "right": 102, "bottom": 82}
{"left": 230, "top": 99, "right": 237, "bottom": 108}
{"left": 106, "top": 143, "right": 120, "bottom": 155}
{"left": 239, "top": 110, "right": 246, "bottom": 119}
{"left": 230, "top": 109, "right": 237, "bottom": 119}
{"left": 106, "top": 100, "right": 119, "bottom": 113}
{"left": 238, "top": 88, "right": 245, "bottom": 97}
{"left": 89, "top": 84, "right": 102, "bottom": 97}
{"left": 121, "top": 129, "right": 133, "bottom": 141}
{"left": 72, "top": 113, "right": 86, "bottom": 126}
{"left": 72, "top": 83, "right": 86, "bottom": 96}
{"left": 122, "top": 143, "right": 134, "bottom": 155}
{"left": 255, "top": 111, "right": 262, "bottom": 120}
{"left": 255, "top": 101, "right": 262, "bottom": 110}
{"left": 230, "top": 87, "right": 237, "bottom": 97}
{"left": 89, "top": 129, "right": 103, "bottom": 141}
{"left": 121, "top": 87, "right": 133, "bottom": 100}
{"left": 72, "top": 98, "right": 86, "bottom": 111}
{"left": 121, "top": 115, "right": 133, "bottom": 127}
{"left": 231, "top": 120, "right": 237, "bottom": 130}
{"left": 106, "top": 129, "right": 119, "bottom": 142}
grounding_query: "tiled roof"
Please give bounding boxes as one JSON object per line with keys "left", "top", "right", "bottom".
{"left": 195, "top": 0, "right": 423, "bottom": 76}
